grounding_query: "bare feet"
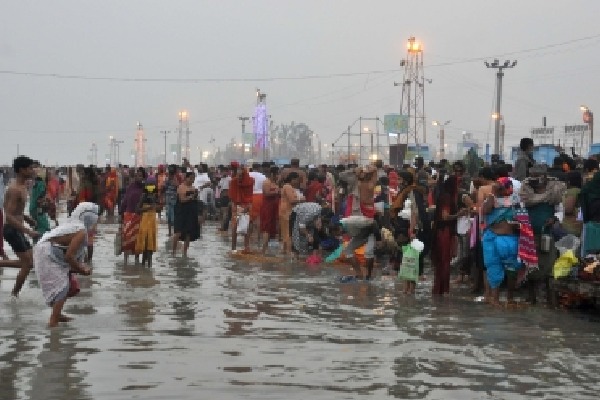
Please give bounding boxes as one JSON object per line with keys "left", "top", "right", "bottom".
{"left": 59, "top": 314, "right": 73, "bottom": 322}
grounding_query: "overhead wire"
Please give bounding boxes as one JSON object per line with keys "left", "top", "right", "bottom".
{"left": 2, "top": 33, "right": 600, "bottom": 83}
{"left": 3, "top": 32, "right": 600, "bottom": 140}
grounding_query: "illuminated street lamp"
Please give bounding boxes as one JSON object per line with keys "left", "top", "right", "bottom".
{"left": 407, "top": 37, "right": 422, "bottom": 53}
{"left": 581, "top": 105, "right": 594, "bottom": 144}
{"left": 432, "top": 120, "right": 451, "bottom": 160}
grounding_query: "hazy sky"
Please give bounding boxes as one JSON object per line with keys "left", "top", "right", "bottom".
{"left": 2, "top": 0, "right": 600, "bottom": 165}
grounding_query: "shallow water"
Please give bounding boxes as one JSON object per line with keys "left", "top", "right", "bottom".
{"left": 1, "top": 216, "right": 600, "bottom": 399}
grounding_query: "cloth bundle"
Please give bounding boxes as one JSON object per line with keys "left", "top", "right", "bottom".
{"left": 514, "top": 208, "right": 538, "bottom": 285}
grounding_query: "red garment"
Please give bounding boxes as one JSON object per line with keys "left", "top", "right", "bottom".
{"left": 46, "top": 178, "right": 60, "bottom": 202}
{"left": 260, "top": 195, "right": 279, "bottom": 237}
{"left": 431, "top": 186, "right": 458, "bottom": 295}
{"left": 305, "top": 181, "right": 324, "bottom": 202}
{"left": 229, "top": 170, "right": 254, "bottom": 205}
{"left": 344, "top": 195, "right": 376, "bottom": 218}
{"left": 360, "top": 203, "right": 376, "bottom": 218}
{"left": 122, "top": 212, "right": 141, "bottom": 254}
{"left": 103, "top": 170, "right": 118, "bottom": 211}
{"left": 344, "top": 194, "right": 354, "bottom": 217}
{"left": 388, "top": 170, "right": 399, "bottom": 191}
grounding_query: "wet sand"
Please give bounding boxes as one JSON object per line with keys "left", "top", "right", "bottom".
{"left": 1, "top": 215, "right": 600, "bottom": 399}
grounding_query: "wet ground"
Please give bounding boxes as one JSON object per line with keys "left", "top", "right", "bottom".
{"left": 1, "top": 215, "right": 600, "bottom": 399}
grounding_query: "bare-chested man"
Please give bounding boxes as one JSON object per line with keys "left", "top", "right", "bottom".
{"left": 0, "top": 156, "right": 40, "bottom": 296}
{"left": 339, "top": 164, "right": 381, "bottom": 280}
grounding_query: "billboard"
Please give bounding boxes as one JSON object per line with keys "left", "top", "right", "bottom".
{"left": 384, "top": 114, "right": 409, "bottom": 136}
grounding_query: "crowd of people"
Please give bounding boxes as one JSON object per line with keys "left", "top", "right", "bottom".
{"left": 2, "top": 138, "right": 600, "bottom": 327}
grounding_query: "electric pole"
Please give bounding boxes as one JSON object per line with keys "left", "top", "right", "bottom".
{"left": 485, "top": 59, "right": 517, "bottom": 156}
{"left": 90, "top": 143, "right": 98, "bottom": 166}
{"left": 161, "top": 130, "right": 170, "bottom": 165}
{"left": 238, "top": 116, "right": 250, "bottom": 161}
{"left": 432, "top": 120, "right": 450, "bottom": 161}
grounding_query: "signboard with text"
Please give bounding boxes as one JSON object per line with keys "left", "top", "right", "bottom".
{"left": 384, "top": 114, "right": 409, "bottom": 136}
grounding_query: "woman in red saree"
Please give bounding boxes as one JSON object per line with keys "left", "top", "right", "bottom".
{"left": 431, "top": 175, "right": 466, "bottom": 295}
{"left": 120, "top": 168, "right": 145, "bottom": 265}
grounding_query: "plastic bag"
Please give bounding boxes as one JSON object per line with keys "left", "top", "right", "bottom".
{"left": 555, "top": 234, "right": 581, "bottom": 256}
{"left": 236, "top": 213, "right": 250, "bottom": 235}
{"left": 410, "top": 238, "right": 425, "bottom": 253}
{"left": 398, "top": 245, "right": 420, "bottom": 282}
{"left": 553, "top": 249, "right": 578, "bottom": 279}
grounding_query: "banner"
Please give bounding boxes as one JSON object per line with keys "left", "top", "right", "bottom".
{"left": 384, "top": 114, "right": 408, "bottom": 135}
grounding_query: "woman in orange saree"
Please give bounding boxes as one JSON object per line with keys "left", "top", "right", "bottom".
{"left": 104, "top": 168, "right": 119, "bottom": 217}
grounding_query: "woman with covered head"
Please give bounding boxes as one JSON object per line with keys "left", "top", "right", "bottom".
{"left": 33, "top": 202, "right": 97, "bottom": 328}
{"left": 120, "top": 167, "right": 146, "bottom": 265}
{"left": 481, "top": 177, "right": 521, "bottom": 305}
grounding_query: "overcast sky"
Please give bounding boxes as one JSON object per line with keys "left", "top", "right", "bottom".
{"left": 2, "top": 0, "right": 599, "bottom": 165}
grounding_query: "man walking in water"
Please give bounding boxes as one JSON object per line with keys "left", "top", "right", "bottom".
{"left": 0, "top": 156, "right": 39, "bottom": 297}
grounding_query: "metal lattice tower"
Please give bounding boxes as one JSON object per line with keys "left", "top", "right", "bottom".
{"left": 399, "top": 37, "right": 427, "bottom": 151}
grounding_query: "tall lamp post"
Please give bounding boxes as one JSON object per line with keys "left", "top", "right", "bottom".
{"left": 108, "top": 136, "right": 123, "bottom": 166}
{"left": 485, "top": 59, "right": 517, "bottom": 155}
{"left": 161, "top": 130, "right": 170, "bottom": 165}
{"left": 238, "top": 116, "right": 250, "bottom": 162}
{"left": 432, "top": 120, "right": 451, "bottom": 161}
{"left": 581, "top": 105, "right": 594, "bottom": 147}
{"left": 178, "top": 110, "right": 190, "bottom": 163}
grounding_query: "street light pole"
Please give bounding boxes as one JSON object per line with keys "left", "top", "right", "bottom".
{"left": 485, "top": 59, "right": 517, "bottom": 155}
{"left": 238, "top": 116, "right": 249, "bottom": 162}
{"left": 432, "top": 120, "right": 451, "bottom": 161}
{"left": 161, "top": 130, "right": 170, "bottom": 165}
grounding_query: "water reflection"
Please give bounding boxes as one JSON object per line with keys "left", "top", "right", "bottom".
{"left": 27, "top": 330, "right": 90, "bottom": 400}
